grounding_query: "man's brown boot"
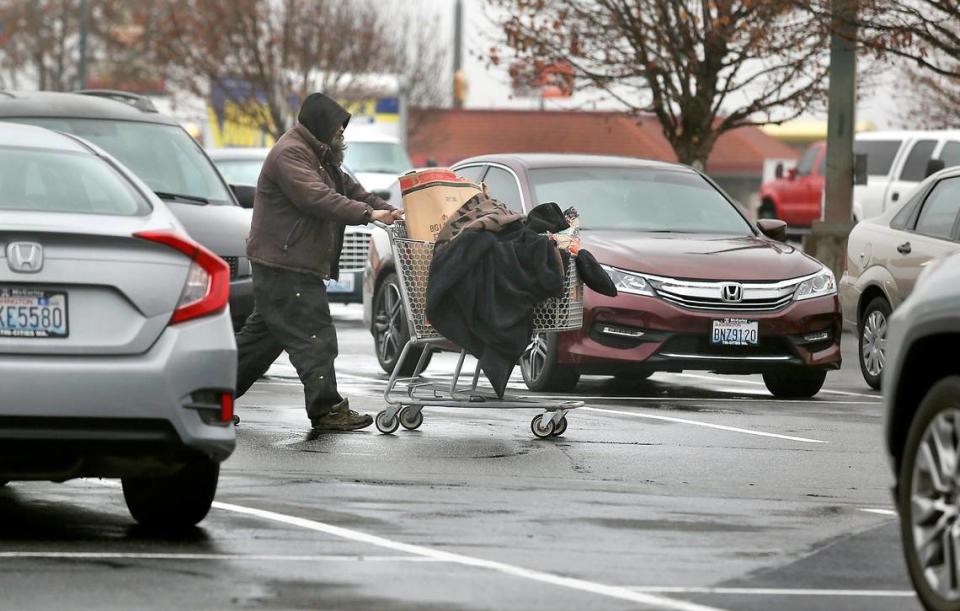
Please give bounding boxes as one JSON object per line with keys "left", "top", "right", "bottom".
{"left": 310, "top": 399, "right": 373, "bottom": 431}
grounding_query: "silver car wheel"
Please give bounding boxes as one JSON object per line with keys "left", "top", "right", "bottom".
{"left": 911, "top": 407, "right": 960, "bottom": 601}
{"left": 861, "top": 310, "right": 887, "bottom": 377}
{"left": 521, "top": 334, "right": 548, "bottom": 383}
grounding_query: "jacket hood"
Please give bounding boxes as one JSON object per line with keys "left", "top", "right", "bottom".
{"left": 292, "top": 124, "right": 330, "bottom": 160}
{"left": 297, "top": 93, "right": 351, "bottom": 145}
{"left": 582, "top": 230, "right": 823, "bottom": 281}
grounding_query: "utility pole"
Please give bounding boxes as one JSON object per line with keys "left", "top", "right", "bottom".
{"left": 399, "top": 76, "right": 409, "bottom": 151}
{"left": 77, "top": 0, "right": 89, "bottom": 90}
{"left": 452, "top": 0, "right": 465, "bottom": 109}
{"left": 807, "top": 0, "right": 858, "bottom": 280}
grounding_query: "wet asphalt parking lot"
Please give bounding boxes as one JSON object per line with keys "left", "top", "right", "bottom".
{"left": 0, "top": 304, "right": 920, "bottom": 611}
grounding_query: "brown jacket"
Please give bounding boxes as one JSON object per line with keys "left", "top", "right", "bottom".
{"left": 435, "top": 193, "right": 524, "bottom": 248}
{"left": 246, "top": 124, "right": 394, "bottom": 279}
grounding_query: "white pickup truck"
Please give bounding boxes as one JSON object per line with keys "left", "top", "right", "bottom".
{"left": 851, "top": 130, "right": 960, "bottom": 221}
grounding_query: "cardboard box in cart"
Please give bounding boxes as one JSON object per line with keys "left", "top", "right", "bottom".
{"left": 400, "top": 169, "right": 482, "bottom": 241}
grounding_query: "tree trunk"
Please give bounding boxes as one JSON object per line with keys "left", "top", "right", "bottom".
{"left": 267, "top": 101, "right": 287, "bottom": 141}
{"left": 36, "top": 54, "right": 47, "bottom": 90}
{"left": 669, "top": 134, "right": 716, "bottom": 173}
{"left": 55, "top": 9, "right": 68, "bottom": 91}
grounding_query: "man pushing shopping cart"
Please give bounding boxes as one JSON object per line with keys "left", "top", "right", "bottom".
{"left": 234, "top": 93, "right": 402, "bottom": 432}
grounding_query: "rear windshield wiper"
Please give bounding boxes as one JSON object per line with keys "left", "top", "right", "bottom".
{"left": 154, "top": 191, "right": 210, "bottom": 205}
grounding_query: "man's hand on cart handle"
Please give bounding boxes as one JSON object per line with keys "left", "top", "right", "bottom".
{"left": 372, "top": 209, "right": 403, "bottom": 226}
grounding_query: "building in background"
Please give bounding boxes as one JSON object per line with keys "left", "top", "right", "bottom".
{"left": 761, "top": 119, "right": 877, "bottom": 153}
{"left": 407, "top": 108, "right": 798, "bottom": 212}
{"left": 203, "top": 75, "right": 404, "bottom": 149}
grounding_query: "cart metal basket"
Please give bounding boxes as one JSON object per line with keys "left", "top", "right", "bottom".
{"left": 373, "top": 220, "right": 584, "bottom": 438}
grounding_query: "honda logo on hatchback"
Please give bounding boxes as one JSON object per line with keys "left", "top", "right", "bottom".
{"left": 6, "top": 242, "right": 44, "bottom": 273}
{"left": 721, "top": 283, "right": 743, "bottom": 303}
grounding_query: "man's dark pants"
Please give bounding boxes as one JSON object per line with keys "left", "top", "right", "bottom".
{"left": 236, "top": 263, "right": 343, "bottom": 422}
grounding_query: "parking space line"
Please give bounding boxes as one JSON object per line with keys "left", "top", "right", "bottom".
{"left": 260, "top": 372, "right": 882, "bottom": 404}
{"left": 255, "top": 381, "right": 877, "bottom": 406}
{"left": 259, "top": 376, "right": 389, "bottom": 386}
{"left": 256, "top": 380, "right": 305, "bottom": 386}
{"left": 0, "top": 552, "right": 443, "bottom": 562}
{"left": 520, "top": 396, "right": 879, "bottom": 405}
{"left": 582, "top": 407, "right": 826, "bottom": 444}
{"left": 857, "top": 508, "right": 897, "bottom": 516}
{"left": 670, "top": 373, "right": 881, "bottom": 400}
{"left": 627, "top": 586, "right": 914, "bottom": 597}
{"left": 212, "top": 501, "right": 724, "bottom": 611}
{"left": 81, "top": 481, "right": 717, "bottom": 608}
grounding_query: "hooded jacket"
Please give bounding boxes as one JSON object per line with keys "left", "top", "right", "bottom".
{"left": 246, "top": 94, "right": 395, "bottom": 279}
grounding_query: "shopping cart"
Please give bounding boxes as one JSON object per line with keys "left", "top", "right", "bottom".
{"left": 372, "top": 220, "right": 584, "bottom": 438}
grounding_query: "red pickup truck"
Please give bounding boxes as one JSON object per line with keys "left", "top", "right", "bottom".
{"left": 758, "top": 141, "right": 826, "bottom": 227}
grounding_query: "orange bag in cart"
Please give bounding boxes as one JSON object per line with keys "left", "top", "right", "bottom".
{"left": 400, "top": 169, "right": 482, "bottom": 242}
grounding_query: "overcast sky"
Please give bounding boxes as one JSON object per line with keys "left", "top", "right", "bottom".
{"left": 433, "top": 0, "right": 903, "bottom": 129}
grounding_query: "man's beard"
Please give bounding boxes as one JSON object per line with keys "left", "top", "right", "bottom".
{"left": 330, "top": 135, "right": 346, "bottom": 166}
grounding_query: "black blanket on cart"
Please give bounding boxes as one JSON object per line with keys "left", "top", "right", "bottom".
{"left": 426, "top": 219, "right": 565, "bottom": 398}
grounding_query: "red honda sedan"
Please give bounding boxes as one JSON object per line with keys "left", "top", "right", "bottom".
{"left": 363, "top": 154, "right": 841, "bottom": 398}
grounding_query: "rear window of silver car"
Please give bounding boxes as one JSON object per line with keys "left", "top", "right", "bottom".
{"left": 0, "top": 147, "right": 150, "bottom": 216}
{"left": 529, "top": 167, "right": 753, "bottom": 235}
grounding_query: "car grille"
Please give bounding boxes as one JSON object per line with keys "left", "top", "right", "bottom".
{"left": 339, "top": 231, "right": 371, "bottom": 271}
{"left": 222, "top": 256, "right": 239, "bottom": 280}
{"left": 655, "top": 279, "right": 797, "bottom": 312}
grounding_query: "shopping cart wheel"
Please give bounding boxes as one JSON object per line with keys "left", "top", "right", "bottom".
{"left": 399, "top": 407, "right": 424, "bottom": 430}
{"left": 531, "top": 414, "right": 555, "bottom": 439}
{"left": 551, "top": 416, "right": 568, "bottom": 437}
{"left": 376, "top": 410, "right": 399, "bottom": 434}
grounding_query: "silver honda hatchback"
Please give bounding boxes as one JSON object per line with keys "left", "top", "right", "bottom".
{"left": 0, "top": 123, "right": 236, "bottom": 528}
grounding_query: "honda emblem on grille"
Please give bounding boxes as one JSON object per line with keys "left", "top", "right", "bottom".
{"left": 6, "top": 242, "right": 43, "bottom": 273}
{"left": 721, "top": 282, "right": 743, "bottom": 303}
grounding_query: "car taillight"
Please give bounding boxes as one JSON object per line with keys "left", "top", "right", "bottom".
{"left": 187, "top": 389, "right": 235, "bottom": 426}
{"left": 220, "top": 392, "right": 234, "bottom": 424}
{"left": 134, "top": 230, "right": 230, "bottom": 324}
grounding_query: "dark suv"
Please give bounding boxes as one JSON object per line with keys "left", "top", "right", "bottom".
{"left": 0, "top": 90, "right": 253, "bottom": 328}
{"left": 884, "top": 252, "right": 960, "bottom": 611}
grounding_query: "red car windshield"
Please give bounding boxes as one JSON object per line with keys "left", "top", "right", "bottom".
{"left": 529, "top": 167, "right": 753, "bottom": 234}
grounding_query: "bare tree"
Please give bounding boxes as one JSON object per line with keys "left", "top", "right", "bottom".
{"left": 486, "top": 0, "right": 830, "bottom": 167}
{"left": 0, "top": 0, "right": 86, "bottom": 91}
{"left": 397, "top": 6, "right": 451, "bottom": 111}
{"left": 93, "top": 2, "right": 167, "bottom": 92}
{"left": 143, "top": 0, "right": 449, "bottom": 139}
{"left": 0, "top": 0, "right": 161, "bottom": 91}
{"left": 803, "top": 0, "right": 960, "bottom": 128}
{"left": 897, "top": 58, "right": 960, "bottom": 129}
{"left": 851, "top": 0, "right": 960, "bottom": 79}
